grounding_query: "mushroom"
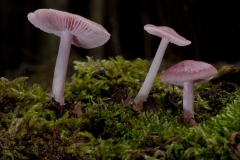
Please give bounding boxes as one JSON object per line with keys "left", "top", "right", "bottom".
{"left": 27, "top": 9, "right": 110, "bottom": 105}
{"left": 161, "top": 60, "right": 218, "bottom": 125}
{"left": 133, "top": 24, "right": 191, "bottom": 107}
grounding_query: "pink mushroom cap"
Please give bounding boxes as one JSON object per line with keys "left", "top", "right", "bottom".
{"left": 161, "top": 60, "right": 218, "bottom": 87}
{"left": 144, "top": 24, "right": 191, "bottom": 46}
{"left": 27, "top": 8, "right": 110, "bottom": 49}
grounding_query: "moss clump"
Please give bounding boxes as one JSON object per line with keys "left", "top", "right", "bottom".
{"left": 1, "top": 57, "right": 240, "bottom": 159}
{"left": 65, "top": 56, "right": 148, "bottom": 102}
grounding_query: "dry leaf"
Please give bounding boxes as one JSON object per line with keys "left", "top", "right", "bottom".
{"left": 72, "top": 102, "right": 83, "bottom": 117}
{"left": 230, "top": 132, "right": 240, "bottom": 145}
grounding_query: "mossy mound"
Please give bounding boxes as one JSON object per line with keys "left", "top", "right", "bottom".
{"left": 1, "top": 57, "right": 240, "bottom": 159}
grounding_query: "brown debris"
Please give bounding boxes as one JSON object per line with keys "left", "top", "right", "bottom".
{"left": 230, "top": 131, "right": 240, "bottom": 158}
{"left": 72, "top": 102, "right": 83, "bottom": 117}
{"left": 132, "top": 100, "right": 143, "bottom": 112}
{"left": 143, "top": 95, "right": 158, "bottom": 112}
{"left": 110, "top": 87, "right": 128, "bottom": 103}
{"left": 44, "top": 98, "right": 78, "bottom": 118}
{"left": 0, "top": 96, "right": 16, "bottom": 113}
{"left": 131, "top": 95, "right": 158, "bottom": 112}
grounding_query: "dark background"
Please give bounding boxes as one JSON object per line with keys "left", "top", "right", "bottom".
{"left": 1, "top": 0, "right": 240, "bottom": 86}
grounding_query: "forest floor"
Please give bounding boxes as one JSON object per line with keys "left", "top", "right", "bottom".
{"left": 1, "top": 56, "right": 240, "bottom": 159}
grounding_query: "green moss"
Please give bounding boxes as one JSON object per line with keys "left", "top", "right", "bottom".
{"left": 65, "top": 56, "right": 148, "bottom": 102}
{"left": 1, "top": 57, "right": 240, "bottom": 159}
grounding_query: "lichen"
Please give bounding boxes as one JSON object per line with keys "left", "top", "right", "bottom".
{"left": 1, "top": 57, "right": 240, "bottom": 159}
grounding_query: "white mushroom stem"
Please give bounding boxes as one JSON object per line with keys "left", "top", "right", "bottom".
{"left": 52, "top": 31, "right": 73, "bottom": 105}
{"left": 183, "top": 81, "right": 194, "bottom": 119}
{"left": 134, "top": 38, "right": 169, "bottom": 106}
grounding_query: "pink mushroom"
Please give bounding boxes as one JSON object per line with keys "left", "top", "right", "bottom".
{"left": 161, "top": 60, "right": 218, "bottom": 125}
{"left": 134, "top": 25, "right": 191, "bottom": 107}
{"left": 28, "top": 9, "right": 110, "bottom": 105}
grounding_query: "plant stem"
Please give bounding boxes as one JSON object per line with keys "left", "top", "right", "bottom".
{"left": 134, "top": 38, "right": 169, "bottom": 106}
{"left": 52, "top": 31, "right": 73, "bottom": 105}
{"left": 183, "top": 81, "right": 194, "bottom": 119}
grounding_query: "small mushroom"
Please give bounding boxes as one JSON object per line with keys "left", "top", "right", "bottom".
{"left": 28, "top": 9, "right": 110, "bottom": 105}
{"left": 134, "top": 25, "right": 191, "bottom": 107}
{"left": 161, "top": 60, "right": 218, "bottom": 125}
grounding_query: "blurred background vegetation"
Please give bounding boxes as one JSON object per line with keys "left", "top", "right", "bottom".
{"left": 0, "top": 0, "right": 240, "bottom": 86}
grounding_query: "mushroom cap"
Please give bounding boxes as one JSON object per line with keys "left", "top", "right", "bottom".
{"left": 27, "top": 9, "right": 110, "bottom": 49}
{"left": 161, "top": 60, "right": 218, "bottom": 87}
{"left": 144, "top": 24, "right": 191, "bottom": 46}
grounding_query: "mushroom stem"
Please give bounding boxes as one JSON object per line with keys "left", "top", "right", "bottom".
{"left": 134, "top": 38, "right": 169, "bottom": 106}
{"left": 52, "top": 31, "right": 73, "bottom": 105}
{"left": 183, "top": 81, "right": 194, "bottom": 119}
